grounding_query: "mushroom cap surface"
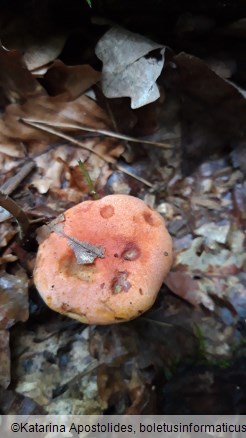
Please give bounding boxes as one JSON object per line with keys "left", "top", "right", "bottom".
{"left": 34, "top": 194, "right": 173, "bottom": 324}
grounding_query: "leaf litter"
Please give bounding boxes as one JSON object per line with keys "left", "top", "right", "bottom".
{"left": 0, "top": 0, "right": 246, "bottom": 415}
{"left": 96, "top": 27, "right": 166, "bottom": 108}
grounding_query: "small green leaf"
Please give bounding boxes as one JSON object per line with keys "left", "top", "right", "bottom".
{"left": 78, "top": 159, "right": 99, "bottom": 199}
{"left": 86, "top": 0, "right": 92, "bottom": 7}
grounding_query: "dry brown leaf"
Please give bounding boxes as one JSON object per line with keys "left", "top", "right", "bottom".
{"left": 172, "top": 52, "right": 246, "bottom": 174}
{"left": 22, "top": 35, "right": 67, "bottom": 71}
{"left": 0, "top": 45, "right": 44, "bottom": 108}
{"left": 191, "top": 196, "right": 222, "bottom": 210}
{"left": 0, "top": 268, "right": 29, "bottom": 330}
{"left": 0, "top": 388, "right": 45, "bottom": 414}
{"left": 0, "top": 222, "right": 17, "bottom": 247}
{"left": 0, "top": 330, "right": 10, "bottom": 388}
{"left": 0, "top": 268, "right": 29, "bottom": 388}
{"left": 0, "top": 94, "right": 124, "bottom": 162}
{"left": 175, "top": 237, "right": 245, "bottom": 275}
{"left": 43, "top": 61, "right": 101, "bottom": 99}
{"left": 165, "top": 271, "right": 215, "bottom": 310}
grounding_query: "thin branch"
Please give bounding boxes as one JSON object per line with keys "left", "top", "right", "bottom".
{"left": 21, "top": 119, "right": 112, "bottom": 162}
{"left": 0, "top": 160, "right": 35, "bottom": 195}
{"left": 116, "top": 164, "right": 153, "bottom": 188}
{"left": 21, "top": 118, "right": 174, "bottom": 149}
{"left": 141, "top": 317, "right": 172, "bottom": 327}
{"left": 0, "top": 192, "right": 30, "bottom": 239}
{"left": 22, "top": 119, "right": 153, "bottom": 187}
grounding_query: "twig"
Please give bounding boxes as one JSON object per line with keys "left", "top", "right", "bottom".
{"left": 21, "top": 119, "right": 113, "bottom": 162}
{"left": 21, "top": 119, "right": 154, "bottom": 187}
{"left": 0, "top": 192, "right": 30, "bottom": 239}
{"left": 21, "top": 118, "right": 174, "bottom": 149}
{"left": 116, "top": 164, "right": 153, "bottom": 188}
{"left": 141, "top": 317, "right": 172, "bottom": 327}
{"left": 0, "top": 160, "right": 35, "bottom": 195}
{"left": 53, "top": 361, "right": 99, "bottom": 397}
{"left": 0, "top": 160, "right": 35, "bottom": 239}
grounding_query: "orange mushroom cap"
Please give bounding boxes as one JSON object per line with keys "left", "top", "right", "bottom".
{"left": 34, "top": 194, "right": 173, "bottom": 324}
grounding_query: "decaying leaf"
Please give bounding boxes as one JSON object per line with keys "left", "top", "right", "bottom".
{"left": 49, "top": 217, "right": 105, "bottom": 264}
{"left": 167, "top": 52, "right": 246, "bottom": 174}
{"left": 165, "top": 271, "right": 215, "bottom": 310}
{"left": 0, "top": 222, "right": 17, "bottom": 247}
{"left": 176, "top": 236, "right": 245, "bottom": 274}
{"left": 0, "top": 330, "right": 10, "bottom": 388}
{"left": 22, "top": 35, "right": 67, "bottom": 72}
{"left": 0, "top": 93, "right": 124, "bottom": 162}
{"left": 96, "top": 27, "right": 165, "bottom": 109}
{"left": 11, "top": 322, "right": 102, "bottom": 413}
{"left": 0, "top": 45, "right": 44, "bottom": 109}
{"left": 68, "top": 238, "right": 105, "bottom": 265}
{"left": 0, "top": 388, "right": 45, "bottom": 414}
{"left": 0, "top": 268, "right": 29, "bottom": 329}
{"left": 0, "top": 268, "right": 29, "bottom": 389}
{"left": 194, "top": 221, "right": 230, "bottom": 245}
{"left": 43, "top": 61, "right": 101, "bottom": 99}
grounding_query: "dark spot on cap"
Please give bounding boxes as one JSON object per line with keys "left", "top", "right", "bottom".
{"left": 138, "top": 310, "right": 143, "bottom": 314}
{"left": 143, "top": 211, "right": 156, "bottom": 226}
{"left": 139, "top": 288, "right": 143, "bottom": 295}
{"left": 164, "top": 251, "right": 169, "bottom": 256}
{"left": 114, "top": 317, "right": 125, "bottom": 321}
{"left": 111, "top": 271, "right": 131, "bottom": 294}
{"left": 100, "top": 204, "right": 115, "bottom": 219}
{"left": 61, "top": 302, "right": 71, "bottom": 311}
{"left": 114, "top": 253, "right": 119, "bottom": 258}
{"left": 121, "top": 242, "right": 140, "bottom": 261}
{"left": 51, "top": 285, "right": 55, "bottom": 289}
{"left": 100, "top": 283, "right": 105, "bottom": 289}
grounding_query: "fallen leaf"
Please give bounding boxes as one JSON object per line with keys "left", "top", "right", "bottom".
{"left": 194, "top": 221, "right": 230, "bottom": 245}
{"left": 167, "top": 53, "right": 246, "bottom": 174}
{"left": 22, "top": 35, "right": 67, "bottom": 71}
{"left": 0, "top": 268, "right": 29, "bottom": 389}
{"left": 176, "top": 237, "right": 245, "bottom": 275}
{"left": 0, "top": 93, "right": 124, "bottom": 162}
{"left": 0, "top": 268, "right": 29, "bottom": 329}
{"left": 0, "top": 222, "right": 17, "bottom": 247}
{"left": 165, "top": 271, "right": 215, "bottom": 310}
{"left": 0, "top": 330, "right": 10, "bottom": 388}
{"left": 43, "top": 61, "right": 101, "bottom": 99}
{"left": 0, "top": 45, "right": 44, "bottom": 109}
{"left": 96, "top": 27, "right": 165, "bottom": 109}
{"left": 0, "top": 388, "right": 45, "bottom": 414}
{"left": 191, "top": 196, "right": 222, "bottom": 210}
{"left": 68, "top": 238, "right": 105, "bottom": 265}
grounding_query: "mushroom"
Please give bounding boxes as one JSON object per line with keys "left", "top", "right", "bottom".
{"left": 34, "top": 194, "right": 173, "bottom": 324}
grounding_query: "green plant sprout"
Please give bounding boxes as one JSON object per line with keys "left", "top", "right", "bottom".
{"left": 78, "top": 159, "right": 98, "bottom": 199}
{"left": 86, "top": 0, "right": 92, "bottom": 7}
{"left": 193, "top": 324, "right": 207, "bottom": 360}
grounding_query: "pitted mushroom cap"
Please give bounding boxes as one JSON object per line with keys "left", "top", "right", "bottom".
{"left": 34, "top": 194, "right": 173, "bottom": 324}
